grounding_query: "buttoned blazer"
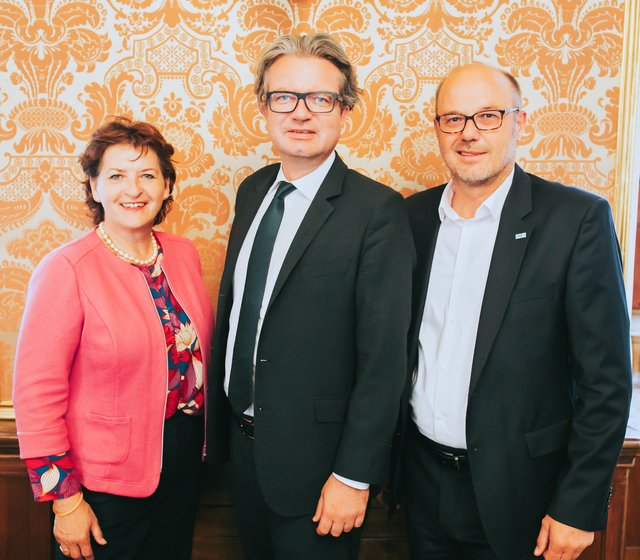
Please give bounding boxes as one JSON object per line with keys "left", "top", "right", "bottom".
{"left": 206, "top": 153, "right": 414, "bottom": 516}
{"left": 399, "top": 165, "right": 632, "bottom": 559}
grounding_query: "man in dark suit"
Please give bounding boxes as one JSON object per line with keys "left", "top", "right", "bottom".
{"left": 400, "top": 62, "right": 632, "bottom": 560}
{"left": 206, "top": 33, "right": 413, "bottom": 560}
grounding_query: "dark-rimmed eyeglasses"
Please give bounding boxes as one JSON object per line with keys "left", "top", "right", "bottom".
{"left": 435, "top": 108, "right": 520, "bottom": 134}
{"left": 265, "top": 91, "right": 343, "bottom": 113}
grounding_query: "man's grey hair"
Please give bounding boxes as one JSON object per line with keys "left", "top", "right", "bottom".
{"left": 434, "top": 64, "right": 523, "bottom": 114}
{"left": 254, "top": 32, "right": 361, "bottom": 110}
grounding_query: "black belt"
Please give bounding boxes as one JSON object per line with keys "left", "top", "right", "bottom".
{"left": 236, "top": 414, "right": 254, "bottom": 439}
{"left": 414, "top": 424, "right": 469, "bottom": 470}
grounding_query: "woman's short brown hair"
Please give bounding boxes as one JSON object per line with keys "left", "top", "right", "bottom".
{"left": 79, "top": 117, "right": 177, "bottom": 226}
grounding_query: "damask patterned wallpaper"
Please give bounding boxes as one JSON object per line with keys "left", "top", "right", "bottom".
{"left": 0, "top": 0, "right": 627, "bottom": 411}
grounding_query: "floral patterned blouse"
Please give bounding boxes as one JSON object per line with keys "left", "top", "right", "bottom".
{"left": 24, "top": 246, "right": 204, "bottom": 501}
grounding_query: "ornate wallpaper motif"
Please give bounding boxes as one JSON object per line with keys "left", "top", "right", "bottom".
{"left": 0, "top": 0, "right": 626, "bottom": 412}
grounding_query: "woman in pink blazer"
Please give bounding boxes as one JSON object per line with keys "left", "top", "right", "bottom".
{"left": 13, "top": 118, "right": 213, "bottom": 560}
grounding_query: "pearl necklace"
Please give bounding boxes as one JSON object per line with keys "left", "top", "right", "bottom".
{"left": 98, "top": 222, "right": 158, "bottom": 266}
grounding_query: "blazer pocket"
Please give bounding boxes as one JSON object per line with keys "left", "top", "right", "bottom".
{"left": 510, "top": 283, "right": 557, "bottom": 305}
{"left": 296, "top": 259, "right": 350, "bottom": 279}
{"left": 79, "top": 413, "right": 131, "bottom": 465}
{"left": 315, "top": 397, "right": 349, "bottom": 423}
{"left": 525, "top": 417, "right": 571, "bottom": 458}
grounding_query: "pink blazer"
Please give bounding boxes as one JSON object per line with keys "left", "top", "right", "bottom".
{"left": 13, "top": 230, "right": 213, "bottom": 497}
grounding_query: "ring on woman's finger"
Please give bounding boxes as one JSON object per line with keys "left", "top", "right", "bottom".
{"left": 59, "top": 544, "right": 69, "bottom": 554}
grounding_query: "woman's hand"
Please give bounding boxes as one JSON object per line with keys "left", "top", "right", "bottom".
{"left": 54, "top": 494, "right": 106, "bottom": 560}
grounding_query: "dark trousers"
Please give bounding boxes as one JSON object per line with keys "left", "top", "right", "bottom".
{"left": 403, "top": 422, "right": 501, "bottom": 560}
{"left": 229, "top": 418, "right": 362, "bottom": 560}
{"left": 56, "top": 412, "right": 204, "bottom": 560}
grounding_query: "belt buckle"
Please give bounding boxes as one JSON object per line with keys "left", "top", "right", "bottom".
{"left": 439, "top": 449, "right": 465, "bottom": 470}
{"left": 239, "top": 416, "right": 254, "bottom": 439}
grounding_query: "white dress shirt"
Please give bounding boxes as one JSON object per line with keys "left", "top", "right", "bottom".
{"left": 410, "top": 170, "right": 514, "bottom": 449}
{"left": 223, "top": 152, "right": 368, "bottom": 490}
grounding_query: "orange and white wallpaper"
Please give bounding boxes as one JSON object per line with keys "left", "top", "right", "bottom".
{"left": 0, "top": 0, "right": 627, "bottom": 412}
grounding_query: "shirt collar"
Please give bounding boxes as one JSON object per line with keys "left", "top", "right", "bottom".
{"left": 438, "top": 167, "right": 515, "bottom": 223}
{"left": 271, "top": 151, "right": 336, "bottom": 201}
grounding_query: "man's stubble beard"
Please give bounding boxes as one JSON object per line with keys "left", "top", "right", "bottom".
{"left": 446, "top": 129, "right": 518, "bottom": 189}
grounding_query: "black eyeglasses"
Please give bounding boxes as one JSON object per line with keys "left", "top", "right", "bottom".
{"left": 435, "top": 108, "right": 520, "bottom": 134}
{"left": 265, "top": 91, "right": 343, "bottom": 113}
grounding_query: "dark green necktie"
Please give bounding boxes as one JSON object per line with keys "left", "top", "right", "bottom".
{"left": 229, "top": 181, "right": 296, "bottom": 416}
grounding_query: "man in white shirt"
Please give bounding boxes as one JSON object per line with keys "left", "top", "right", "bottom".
{"left": 206, "top": 33, "right": 413, "bottom": 560}
{"left": 399, "top": 63, "right": 631, "bottom": 560}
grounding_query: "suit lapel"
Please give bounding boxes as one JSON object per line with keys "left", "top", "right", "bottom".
{"left": 468, "top": 165, "right": 533, "bottom": 395}
{"left": 402, "top": 188, "right": 443, "bottom": 420}
{"left": 408, "top": 188, "right": 443, "bottom": 361}
{"left": 266, "top": 155, "right": 347, "bottom": 311}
